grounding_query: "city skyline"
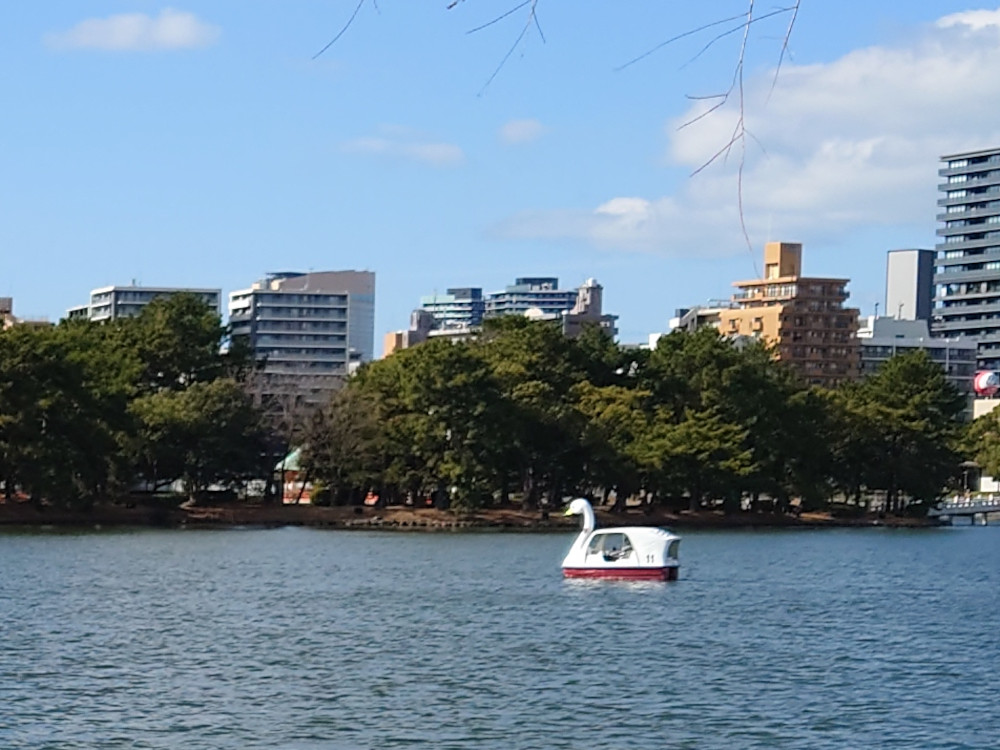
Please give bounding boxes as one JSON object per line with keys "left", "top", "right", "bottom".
{"left": 3, "top": 2, "right": 999, "bottom": 343}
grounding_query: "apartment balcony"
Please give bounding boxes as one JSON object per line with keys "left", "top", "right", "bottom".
{"left": 938, "top": 186, "right": 1000, "bottom": 208}
{"left": 934, "top": 236, "right": 1000, "bottom": 253}
{"left": 254, "top": 324, "right": 348, "bottom": 335}
{"left": 936, "top": 221, "right": 1000, "bottom": 238}
{"left": 254, "top": 311, "right": 348, "bottom": 322}
{"left": 255, "top": 302, "right": 349, "bottom": 313}
{"left": 935, "top": 247, "right": 1000, "bottom": 265}
{"left": 932, "top": 298, "right": 1000, "bottom": 315}
{"left": 255, "top": 336, "right": 348, "bottom": 347}
{"left": 930, "top": 317, "right": 1000, "bottom": 334}
{"left": 934, "top": 267, "right": 1000, "bottom": 285}
{"left": 939, "top": 156, "right": 1000, "bottom": 177}
{"left": 937, "top": 206, "right": 1000, "bottom": 224}
{"left": 938, "top": 172, "right": 1000, "bottom": 193}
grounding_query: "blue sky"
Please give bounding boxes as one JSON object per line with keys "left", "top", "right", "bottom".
{"left": 3, "top": 1, "right": 998, "bottom": 348}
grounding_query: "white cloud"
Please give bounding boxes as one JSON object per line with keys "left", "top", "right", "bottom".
{"left": 500, "top": 7, "right": 1000, "bottom": 256}
{"left": 499, "top": 118, "right": 545, "bottom": 145}
{"left": 937, "top": 8, "right": 1000, "bottom": 30}
{"left": 342, "top": 127, "right": 465, "bottom": 167}
{"left": 46, "top": 8, "right": 219, "bottom": 52}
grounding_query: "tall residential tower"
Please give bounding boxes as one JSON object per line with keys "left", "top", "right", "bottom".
{"left": 932, "top": 147, "right": 1000, "bottom": 369}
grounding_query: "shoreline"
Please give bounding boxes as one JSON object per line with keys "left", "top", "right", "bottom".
{"left": 0, "top": 502, "right": 939, "bottom": 531}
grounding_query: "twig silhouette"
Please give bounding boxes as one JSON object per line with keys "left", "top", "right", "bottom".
{"left": 312, "top": 0, "right": 368, "bottom": 60}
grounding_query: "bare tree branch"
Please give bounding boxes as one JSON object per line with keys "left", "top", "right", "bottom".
{"left": 685, "top": 7, "right": 797, "bottom": 70}
{"left": 464, "top": 1, "right": 533, "bottom": 35}
{"left": 473, "top": 0, "right": 541, "bottom": 97}
{"left": 675, "top": 3, "right": 799, "bottom": 178}
{"left": 312, "top": 0, "right": 368, "bottom": 60}
{"left": 666, "top": 0, "right": 797, "bottom": 275}
{"left": 770, "top": 1, "right": 800, "bottom": 96}
{"left": 311, "top": 0, "right": 801, "bottom": 276}
{"left": 615, "top": 12, "right": 750, "bottom": 72}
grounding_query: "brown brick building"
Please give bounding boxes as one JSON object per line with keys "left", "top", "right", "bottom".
{"left": 719, "top": 242, "right": 860, "bottom": 388}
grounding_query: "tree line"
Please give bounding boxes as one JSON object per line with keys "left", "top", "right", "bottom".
{"left": 0, "top": 294, "right": 266, "bottom": 507}
{"left": 0, "top": 294, "right": 989, "bottom": 515}
{"left": 305, "top": 316, "right": 974, "bottom": 516}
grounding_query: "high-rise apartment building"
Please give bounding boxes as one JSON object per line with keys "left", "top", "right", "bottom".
{"left": 718, "top": 242, "right": 860, "bottom": 388}
{"left": 66, "top": 285, "right": 221, "bottom": 321}
{"left": 886, "top": 248, "right": 934, "bottom": 321}
{"left": 420, "top": 287, "right": 485, "bottom": 329}
{"left": 932, "top": 147, "right": 1000, "bottom": 369}
{"left": 228, "top": 271, "right": 375, "bottom": 401}
{"left": 485, "top": 277, "right": 579, "bottom": 318}
{"left": 385, "top": 276, "right": 617, "bottom": 356}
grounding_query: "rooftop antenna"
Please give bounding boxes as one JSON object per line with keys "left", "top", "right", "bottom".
{"left": 898, "top": 302, "right": 904, "bottom": 320}
{"left": 874, "top": 302, "right": 879, "bottom": 317}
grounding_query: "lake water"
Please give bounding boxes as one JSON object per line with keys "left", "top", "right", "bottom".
{"left": 1, "top": 525, "right": 999, "bottom": 749}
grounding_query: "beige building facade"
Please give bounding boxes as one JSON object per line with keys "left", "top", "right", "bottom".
{"left": 719, "top": 242, "right": 860, "bottom": 387}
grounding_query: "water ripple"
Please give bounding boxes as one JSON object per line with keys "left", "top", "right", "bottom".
{"left": 1, "top": 526, "right": 999, "bottom": 748}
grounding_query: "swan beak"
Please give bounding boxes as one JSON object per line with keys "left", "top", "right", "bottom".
{"left": 563, "top": 508, "right": 574, "bottom": 516}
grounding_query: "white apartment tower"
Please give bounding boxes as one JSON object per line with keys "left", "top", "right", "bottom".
{"left": 66, "top": 285, "right": 221, "bottom": 321}
{"left": 228, "top": 271, "right": 375, "bottom": 401}
{"left": 932, "top": 147, "right": 1000, "bottom": 368}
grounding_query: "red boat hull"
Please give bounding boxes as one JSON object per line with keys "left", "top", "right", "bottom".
{"left": 563, "top": 566, "right": 678, "bottom": 581}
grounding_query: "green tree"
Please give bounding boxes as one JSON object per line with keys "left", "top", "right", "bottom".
{"left": 841, "top": 351, "right": 966, "bottom": 512}
{"left": 124, "top": 293, "right": 229, "bottom": 394}
{"left": 635, "top": 406, "right": 752, "bottom": 512}
{"left": 572, "top": 381, "right": 649, "bottom": 510}
{"left": 0, "top": 324, "right": 125, "bottom": 507}
{"left": 130, "top": 378, "right": 265, "bottom": 499}
{"left": 302, "top": 388, "right": 385, "bottom": 505}
{"left": 477, "top": 316, "right": 589, "bottom": 507}
{"left": 351, "top": 336, "right": 514, "bottom": 509}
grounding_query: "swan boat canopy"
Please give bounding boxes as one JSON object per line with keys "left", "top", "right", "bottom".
{"left": 561, "top": 498, "right": 680, "bottom": 581}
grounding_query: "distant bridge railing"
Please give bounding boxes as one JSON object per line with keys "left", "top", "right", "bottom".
{"left": 929, "top": 497, "right": 1000, "bottom": 519}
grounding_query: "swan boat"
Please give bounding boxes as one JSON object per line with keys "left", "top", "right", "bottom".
{"left": 561, "top": 498, "right": 680, "bottom": 581}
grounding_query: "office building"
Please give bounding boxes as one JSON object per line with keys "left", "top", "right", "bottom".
{"left": 886, "top": 249, "right": 934, "bottom": 320}
{"left": 228, "top": 271, "right": 375, "bottom": 401}
{"left": 67, "top": 285, "right": 221, "bottom": 322}
{"left": 932, "top": 147, "right": 1000, "bottom": 369}
{"left": 857, "top": 316, "right": 975, "bottom": 397}
{"left": 718, "top": 242, "right": 860, "bottom": 387}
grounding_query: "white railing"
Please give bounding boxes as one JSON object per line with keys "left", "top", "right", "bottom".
{"left": 930, "top": 496, "right": 1000, "bottom": 514}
